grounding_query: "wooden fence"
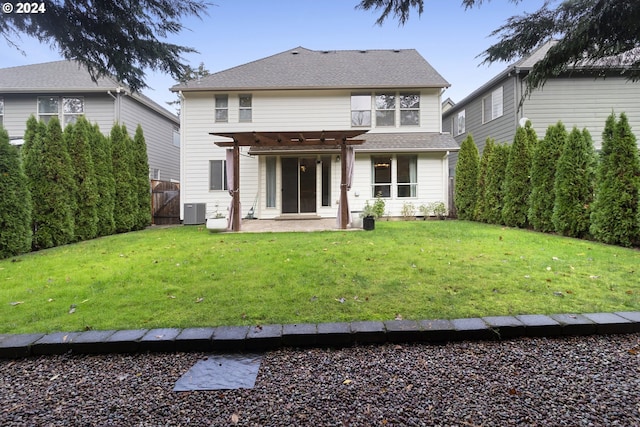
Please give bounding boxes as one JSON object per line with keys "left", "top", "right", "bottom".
{"left": 151, "top": 180, "right": 180, "bottom": 225}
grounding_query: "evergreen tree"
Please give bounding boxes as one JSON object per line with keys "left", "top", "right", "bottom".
{"left": 590, "top": 113, "right": 640, "bottom": 246}
{"left": 0, "top": 127, "right": 32, "bottom": 258}
{"left": 132, "top": 125, "right": 152, "bottom": 230}
{"left": 529, "top": 122, "right": 567, "bottom": 232}
{"left": 65, "top": 117, "right": 98, "bottom": 241}
{"left": 90, "top": 123, "right": 116, "bottom": 236}
{"left": 454, "top": 133, "right": 480, "bottom": 220}
{"left": 22, "top": 115, "right": 39, "bottom": 156}
{"left": 30, "top": 117, "right": 76, "bottom": 249}
{"left": 552, "top": 127, "right": 596, "bottom": 238}
{"left": 502, "top": 122, "right": 536, "bottom": 228}
{"left": 484, "top": 143, "right": 511, "bottom": 225}
{"left": 473, "top": 138, "right": 495, "bottom": 222}
{"left": 111, "top": 123, "right": 136, "bottom": 233}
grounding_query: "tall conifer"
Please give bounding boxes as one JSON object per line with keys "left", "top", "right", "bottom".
{"left": 132, "top": 125, "right": 151, "bottom": 230}
{"left": 455, "top": 133, "right": 480, "bottom": 220}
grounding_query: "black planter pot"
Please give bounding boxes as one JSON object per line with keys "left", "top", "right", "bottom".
{"left": 363, "top": 216, "right": 375, "bottom": 231}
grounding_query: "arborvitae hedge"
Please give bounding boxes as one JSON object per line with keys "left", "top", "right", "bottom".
{"left": 30, "top": 117, "right": 76, "bottom": 249}
{"left": 529, "top": 122, "right": 567, "bottom": 232}
{"left": 552, "top": 127, "right": 596, "bottom": 238}
{"left": 484, "top": 143, "right": 511, "bottom": 225}
{"left": 590, "top": 113, "right": 640, "bottom": 246}
{"left": 474, "top": 138, "right": 495, "bottom": 222}
{"left": 132, "top": 125, "right": 151, "bottom": 230}
{"left": 502, "top": 122, "right": 536, "bottom": 228}
{"left": 454, "top": 133, "right": 479, "bottom": 220}
{"left": 0, "top": 127, "right": 32, "bottom": 258}
{"left": 90, "top": 123, "right": 116, "bottom": 237}
{"left": 65, "top": 117, "right": 98, "bottom": 241}
{"left": 111, "top": 123, "right": 136, "bottom": 233}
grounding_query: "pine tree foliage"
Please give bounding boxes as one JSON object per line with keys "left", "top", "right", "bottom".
{"left": 65, "top": 117, "right": 99, "bottom": 241}
{"left": 529, "top": 122, "right": 567, "bottom": 232}
{"left": 111, "top": 124, "right": 136, "bottom": 233}
{"left": 484, "top": 143, "right": 511, "bottom": 225}
{"left": 590, "top": 113, "right": 640, "bottom": 246}
{"left": 132, "top": 125, "right": 152, "bottom": 230}
{"left": 30, "top": 117, "right": 76, "bottom": 249}
{"left": 552, "top": 127, "right": 596, "bottom": 238}
{"left": 473, "top": 138, "right": 495, "bottom": 222}
{"left": 454, "top": 133, "right": 480, "bottom": 220}
{"left": 502, "top": 122, "right": 536, "bottom": 228}
{"left": 90, "top": 124, "right": 116, "bottom": 237}
{"left": 0, "top": 127, "right": 32, "bottom": 258}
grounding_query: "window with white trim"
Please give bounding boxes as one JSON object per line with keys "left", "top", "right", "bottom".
{"left": 215, "top": 95, "right": 228, "bottom": 123}
{"left": 0, "top": 97, "right": 3, "bottom": 128}
{"left": 397, "top": 155, "right": 417, "bottom": 197}
{"left": 372, "top": 156, "right": 392, "bottom": 197}
{"left": 150, "top": 168, "right": 161, "bottom": 180}
{"left": 399, "top": 92, "right": 420, "bottom": 126}
{"left": 483, "top": 86, "right": 503, "bottom": 123}
{"left": 351, "top": 93, "right": 371, "bottom": 126}
{"left": 209, "top": 160, "right": 227, "bottom": 191}
{"left": 38, "top": 96, "right": 59, "bottom": 123}
{"left": 62, "top": 97, "right": 84, "bottom": 125}
{"left": 239, "top": 94, "right": 252, "bottom": 122}
{"left": 457, "top": 110, "right": 466, "bottom": 135}
{"left": 172, "top": 128, "right": 180, "bottom": 147}
{"left": 375, "top": 93, "right": 396, "bottom": 127}
{"left": 266, "top": 156, "right": 276, "bottom": 208}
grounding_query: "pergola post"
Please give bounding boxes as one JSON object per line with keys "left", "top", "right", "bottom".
{"left": 340, "top": 140, "right": 348, "bottom": 230}
{"left": 232, "top": 141, "right": 241, "bottom": 231}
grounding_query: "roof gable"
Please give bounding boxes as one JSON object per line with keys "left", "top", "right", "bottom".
{"left": 173, "top": 47, "right": 450, "bottom": 91}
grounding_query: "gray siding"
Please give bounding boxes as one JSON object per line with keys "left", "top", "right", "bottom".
{"left": 119, "top": 96, "right": 180, "bottom": 182}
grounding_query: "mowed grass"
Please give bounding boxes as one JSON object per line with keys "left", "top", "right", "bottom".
{"left": 1, "top": 220, "right": 639, "bottom": 334}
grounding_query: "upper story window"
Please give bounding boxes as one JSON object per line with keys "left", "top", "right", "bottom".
{"left": 351, "top": 93, "right": 371, "bottom": 126}
{"left": 172, "top": 128, "right": 180, "bottom": 147}
{"left": 483, "top": 86, "right": 503, "bottom": 123}
{"left": 457, "top": 110, "right": 466, "bottom": 135}
{"left": 215, "top": 95, "right": 228, "bottom": 123}
{"left": 400, "top": 93, "right": 420, "bottom": 126}
{"left": 62, "top": 97, "right": 84, "bottom": 125}
{"left": 0, "top": 97, "right": 4, "bottom": 128}
{"left": 239, "top": 94, "right": 252, "bottom": 122}
{"left": 375, "top": 93, "right": 396, "bottom": 126}
{"left": 38, "top": 96, "right": 59, "bottom": 123}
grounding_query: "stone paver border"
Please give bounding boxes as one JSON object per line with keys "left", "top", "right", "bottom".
{"left": 1, "top": 311, "right": 639, "bottom": 359}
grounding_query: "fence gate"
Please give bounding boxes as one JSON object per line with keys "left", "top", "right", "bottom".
{"left": 151, "top": 180, "right": 180, "bottom": 225}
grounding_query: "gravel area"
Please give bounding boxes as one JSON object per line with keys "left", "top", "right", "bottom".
{"left": 2, "top": 334, "right": 639, "bottom": 426}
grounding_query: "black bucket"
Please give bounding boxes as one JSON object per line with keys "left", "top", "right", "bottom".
{"left": 363, "top": 216, "right": 375, "bottom": 231}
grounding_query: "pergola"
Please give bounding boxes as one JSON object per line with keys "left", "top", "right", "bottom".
{"left": 210, "top": 130, "right": 367, "bottom": 231}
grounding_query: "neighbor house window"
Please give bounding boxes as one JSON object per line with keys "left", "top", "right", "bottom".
{"left": 351, "top": 93, "right": 371, "bottom": 126}
{"left": 239, "top": 94, "right": 252, "bottom": 122}
{"left": 457, "top": 110, "right": 466, "bottom": 135}
{"left": 150, "top": 168, "right": 161, "bottom": 180}
{"left": 172, "top": 128, "right": 180, "bottom": 147}
{"left": 38, "top": 96, "right": 59, "bottom": 123}
{"left": 375, "top": 93, "right": 396, "bottom": 127}
{"left": 372, "top": 155, "right": 392, "bottom": 197}
{"left": 0, "top": 97, "right": 3, "bottom": 127}
{"left": 62, "top": 97, "right": 84, "bottom": 125}
{"left": 266, "top": 156, "right": 276, "bottom": 208}
{"left": 397, "top": 155, "right": 417, "bottom": 197}
{"left": 215, "top": 95, "right": 228, "bottom": 123}
{"left": 483, "top": 86, "right": 503, "bottom": 123}
{"left": 400, "top": 93, "right": 420, "bottom": 126}
{"left": 209, "top": 160, "right": 227, "bottom": 191}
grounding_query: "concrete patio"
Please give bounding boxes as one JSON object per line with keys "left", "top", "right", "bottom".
{"left": 237, "top": 217, "right": 363, "bottom": 233}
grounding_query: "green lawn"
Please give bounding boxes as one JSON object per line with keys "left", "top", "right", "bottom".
{"left": 1, "top": 220, "right": 639, "bottom": 334}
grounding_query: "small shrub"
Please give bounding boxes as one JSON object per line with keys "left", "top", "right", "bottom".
{"left": 400, "top": 202, "right": 416, "bottom": 220}
{"left": 373, "top": 193, "right": 386, "bottom": 219}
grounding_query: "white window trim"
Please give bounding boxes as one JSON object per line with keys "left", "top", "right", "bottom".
{"left": 457, "top": 110, "right": 466, "bottom": 135}
{"left": 209, "top": 159, "right": 228, "bottom": 191}
{"left": 482, "top": 86, "right": 504, "bottom": 124}
{"left": 62, "top": 96, "right": 85, "bottom": 125}
{"left": 0, "top": 97, "right": 3, "bottom": 127}
{"left": 214, "top": 94, "right": 228, "bottom": 123}
{"left": 238, "top": 94, "right": 252, "bottom": 123}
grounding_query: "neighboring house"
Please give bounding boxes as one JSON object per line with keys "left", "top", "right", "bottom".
{"left": 442, "top": 40, "right": 640, "bottom": 174}
{"left": 0, "top": 60, "right": 180, "bottom": 182}
{"left": 172, "top": 47, "right": 458, "bottom": 223}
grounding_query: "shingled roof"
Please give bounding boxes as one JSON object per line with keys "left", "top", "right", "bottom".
{"left": 172, "top": 47, "right": 450, "bottom": 92}
{"left": 0, "top": 60, "right": 178, "bottom": 122}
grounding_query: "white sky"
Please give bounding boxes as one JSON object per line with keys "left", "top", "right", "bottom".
{"left": 1, "top": 0, "right": 548, "bottom": 113}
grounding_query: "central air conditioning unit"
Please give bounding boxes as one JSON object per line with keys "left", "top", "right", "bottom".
{"left": 183, "top": 203, "right": 206, "bottom": 225}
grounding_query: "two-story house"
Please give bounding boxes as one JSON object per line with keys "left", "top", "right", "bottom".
{"left": 172, "top": 47, "right": 458, "bottom": 227}
{"left": 443, "top": 40, "right": 640, "bottom": 174}
{"left": 0, "top": 60, "right": 180, "bottom": 182}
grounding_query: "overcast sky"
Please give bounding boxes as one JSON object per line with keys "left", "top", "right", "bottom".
{"left": 1, "top": 0, "right": 547, "bottom": 113}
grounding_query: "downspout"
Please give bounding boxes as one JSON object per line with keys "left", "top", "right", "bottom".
{"left": 106, "top": 87, "right": 123, "bottom": 124}
{"left": 178, "top": 90, "right": 185, "bottom": 221}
